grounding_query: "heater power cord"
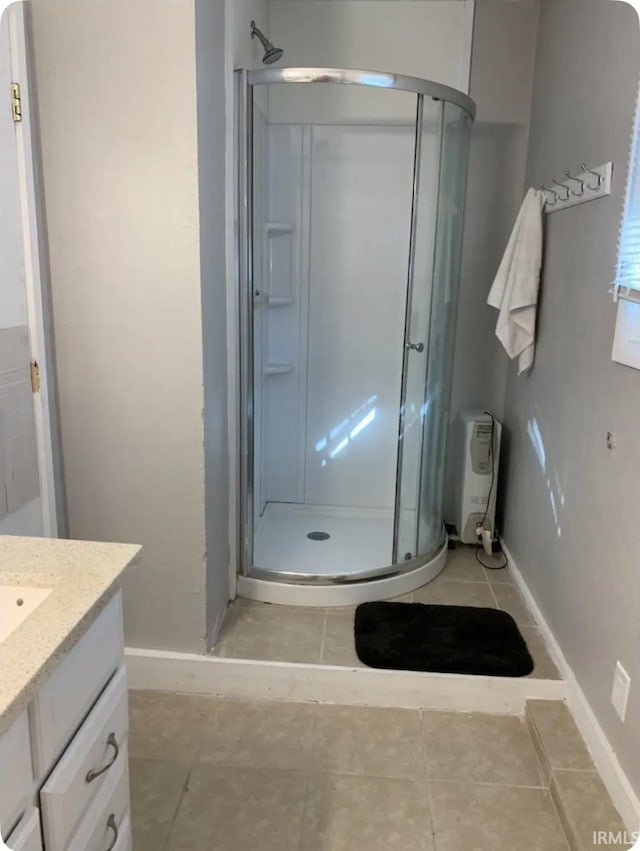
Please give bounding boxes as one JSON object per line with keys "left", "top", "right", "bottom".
{"left": 475, "top": 411, "right": 508, "bottom": 571}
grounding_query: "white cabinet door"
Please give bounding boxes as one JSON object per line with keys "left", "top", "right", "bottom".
{"left": 0, "top": 710, "right": 33, "bottom": 837}
{"left": 6, "top": 808, "right": 43, "bottom": 851}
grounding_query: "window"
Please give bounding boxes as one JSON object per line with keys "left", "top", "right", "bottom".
{"left": 612, "top": 77, "right": 640, "bottom": 369}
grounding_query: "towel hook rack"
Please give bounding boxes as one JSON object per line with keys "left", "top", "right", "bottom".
{"left": 540, "top": 183, "right": 557, "bottom": 204}
{"left": 551, "top": 177, "right": 570, "bottom": 200}
{"left": 540, "top": 161, "right": 612, "bottom": 213}
{"left": 564, "top": 170, "right": 584, "bottom": 196}
{"left": 581, "top": 162, "right": 602, "bottom": 190}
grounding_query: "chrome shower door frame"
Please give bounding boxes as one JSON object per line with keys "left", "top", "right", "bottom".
{"left": 245, "top": 67, "right": 475, "bottom": 119}
{"left": 237, "top": 70, "right": 254, "bottom": 577}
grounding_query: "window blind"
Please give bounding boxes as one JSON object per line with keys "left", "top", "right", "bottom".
{"left": 613, "top": 76, "right": 640, "bottom": 305}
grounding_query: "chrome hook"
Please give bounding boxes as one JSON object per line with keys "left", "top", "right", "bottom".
{"left": 581, "top": 163, "right": 602, "bottom": 190}
{"left": 565, "top": 169, "right": 584, "bottom": 196}
{"left": 540, "top": 183, "right": 557, "bottom": 205}
{"left": 551, "top": 177, "right": 570, "bottom": 200}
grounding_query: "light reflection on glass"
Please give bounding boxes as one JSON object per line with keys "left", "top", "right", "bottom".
{"left": 350, "top": 409, "right": 375, "bottom": 440}
{"left": 329, "top": 437, "right": 349, "bottom": 459}
{"left": 314, "top": 396, "right": 378, "bottom": 465}
{"left": 330, "top": 419, "right": 350, "bottom": 440}
{"left": 398, "top": 396, "right": 431, "bottom": 441}
{"left": 359, "top": 73, "right": 394, "bottom": 88}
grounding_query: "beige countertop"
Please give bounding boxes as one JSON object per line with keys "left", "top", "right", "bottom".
{"left": 0, "top": 535, "right": 141, "bottom": 733}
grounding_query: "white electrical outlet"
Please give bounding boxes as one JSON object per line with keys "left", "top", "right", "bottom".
{"left": 611, "top": 661, "right": 631, "bottom": 722}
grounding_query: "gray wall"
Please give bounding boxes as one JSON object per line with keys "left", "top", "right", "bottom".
{"left": 502, "top": 0, "right": 640, "bottom": 794}
{"left": 444, "top": 0, "right": 540, "bottom": 522}
{"left": 30, "top": 0, "right": 210, "bottom": 653}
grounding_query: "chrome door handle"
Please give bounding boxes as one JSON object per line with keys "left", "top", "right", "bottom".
{"left": 406, "top": 341, "right": 425, "bottom": 353}
{"left": 86, "top": 733, "right": 119, "bottom": 783}
{"left": 105, "top": 814, "right": 118, "bottom": 851}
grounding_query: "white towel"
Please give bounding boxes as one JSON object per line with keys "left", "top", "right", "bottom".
{"left": 487, "top": 187, "right": 545, "bottom": 374}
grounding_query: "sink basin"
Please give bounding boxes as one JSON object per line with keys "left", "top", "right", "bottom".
{"left": 0, "top": 585, "right": 53, "bottom": 643}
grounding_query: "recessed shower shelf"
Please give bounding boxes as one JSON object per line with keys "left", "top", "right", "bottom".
{"left": 264, "top": 363, "right": 294, "bottom": 375}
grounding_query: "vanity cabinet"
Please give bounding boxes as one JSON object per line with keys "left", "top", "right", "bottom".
{"left": 0, "top": 713, "right": 34, "bottom": 841}
{"left": 1, "top": 591, "right": 130, "bottom": 851}
{"left": 5, "top": 809, "right": 43, "bottom": 851}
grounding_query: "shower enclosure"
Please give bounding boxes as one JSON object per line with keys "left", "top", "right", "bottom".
{"left": 236, "top": 67, "right": 474, "bottom": 606}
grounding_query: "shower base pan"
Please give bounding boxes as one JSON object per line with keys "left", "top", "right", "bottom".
{"left": 240, "top": 502, "right": 448, "bottom": 607}
{"left": 254, "top": 502, "right": 394, "bottom": 577}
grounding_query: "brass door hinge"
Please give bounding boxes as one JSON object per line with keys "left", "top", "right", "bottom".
{"left": 30, "top": 360, "right": 40, "bottom": 393}
{"left": 11, "top": 82, "right": 22, "bottom": 122}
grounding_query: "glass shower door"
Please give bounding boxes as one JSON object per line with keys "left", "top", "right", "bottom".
{"left": 248, "top": 78, "right": 419, "bottom": 579}
{"left": 394, "top": 99, "right": 472, "bottom": 564}
{"left": 393, "top": 95, "right": 444, "bottom": 562}
{"left": 416, "top": 102, "right": 472, "bottom": 555}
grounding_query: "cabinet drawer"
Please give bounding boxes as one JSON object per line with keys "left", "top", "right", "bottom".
{"left": 40, "top": 666, "right": 128, "bottom": 851}
{"left": 0, "top": 711, "right": 34, "bottom": 836}
{"left": 65, "top": 744, "right": 130, "bottom": 851}
{"left": 30, "top": 592, "right": 124, "bottom": 777}
{"left": 6, "top": 808, "right": 43, "bottom": 851}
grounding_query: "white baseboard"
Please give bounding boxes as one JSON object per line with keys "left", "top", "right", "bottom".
{"left": 125, "top": 646, "right": 566, "bottom": 715}
{"left": 501, "top": 540, "right": 640, "bottom": 834}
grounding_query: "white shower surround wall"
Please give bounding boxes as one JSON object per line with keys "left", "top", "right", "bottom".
{"left": 268, "top": 1, "right": 475, "bottom": 102}
{"left": 256, "top": 118, "right": 416, "bottom": 513}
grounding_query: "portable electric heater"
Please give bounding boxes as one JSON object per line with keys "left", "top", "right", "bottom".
{"left": 454, "top": 410, "right": 502, "bottom": 551}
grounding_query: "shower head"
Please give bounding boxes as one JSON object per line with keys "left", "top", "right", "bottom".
{"left": 251, "top": 20, "right": 284, "bottom": 65}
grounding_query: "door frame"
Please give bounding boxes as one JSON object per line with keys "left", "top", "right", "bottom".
{"left": 6, "top": 3, "right": 61, "bottom": 536}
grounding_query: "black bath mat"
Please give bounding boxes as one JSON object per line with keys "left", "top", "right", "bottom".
{"left": 354, "top": 602, "right": 534, "bottom": 677}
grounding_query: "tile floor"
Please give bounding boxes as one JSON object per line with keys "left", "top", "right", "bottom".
{"left": 526, "top": 700, "right": 629, "bottom": 848}
{"left": 129, "top": 692, "right": 572, "bottom": 851}
{"left": 214, "top": 545, "right": 561, "bottom": 679}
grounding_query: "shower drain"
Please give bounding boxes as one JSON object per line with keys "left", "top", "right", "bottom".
{"left": 307, "top": 531, "right": 331, "bottom": 541}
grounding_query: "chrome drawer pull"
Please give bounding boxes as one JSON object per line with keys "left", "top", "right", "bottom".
{"left": 86, "top": 733, "right": 119, "bottom": 783}
{"left": 105, "top": 814, "right": 118, "bottom": 851}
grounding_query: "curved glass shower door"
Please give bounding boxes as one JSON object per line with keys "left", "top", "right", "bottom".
{"left": 237, "top": 68, "right": 474, "bottom": 590}
{"left": 394, "top": 96, "right": 444, "bottom": 563}
{"left": 394, "top": 100, "right": 472, "bottom": 565}
{"left": 416, "top": 102, "right": 473, "bottom": 556}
